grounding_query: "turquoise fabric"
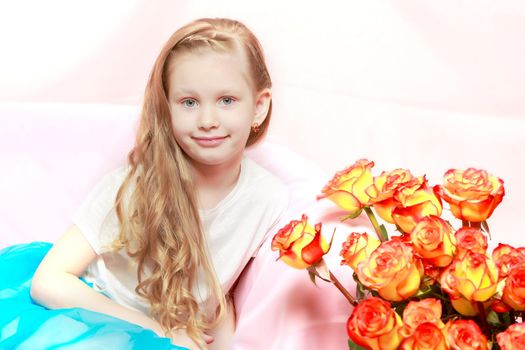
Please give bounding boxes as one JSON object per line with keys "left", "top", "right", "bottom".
{"left": 0, "top": 242, "right": 187, "bottom": 350}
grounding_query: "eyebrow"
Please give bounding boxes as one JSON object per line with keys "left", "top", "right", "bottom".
{"left": 172, "top": 88, "right": 244, "bottom": 97}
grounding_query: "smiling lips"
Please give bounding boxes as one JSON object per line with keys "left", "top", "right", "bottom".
{"left": 192, "top": 136, "right": 228, "bottom": 147}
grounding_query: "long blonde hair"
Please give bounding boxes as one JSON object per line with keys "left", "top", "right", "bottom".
{"left": 111, "top": 18, "right": 272, "bottom": 347}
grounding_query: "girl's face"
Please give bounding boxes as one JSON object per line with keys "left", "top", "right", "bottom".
{"left": 167, "top": 49, "right": 270, "bottom": 171}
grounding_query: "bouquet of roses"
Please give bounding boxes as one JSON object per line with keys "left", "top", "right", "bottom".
{"left": 271, "top": 159, "right": 525, "bottom": 349}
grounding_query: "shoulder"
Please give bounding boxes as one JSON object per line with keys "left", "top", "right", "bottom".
{"left": 242, "top": 157, "right": 290, "bottom": 205}
{"left": 238, "top": 157, "right": 291, "bottom": 227}
{"left": 86, "top": 165, "right": 133, "bottom": 200}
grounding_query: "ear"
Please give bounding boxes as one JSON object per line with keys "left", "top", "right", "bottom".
{"left": 253, "top": 88, "right": 272, "bottom": 125}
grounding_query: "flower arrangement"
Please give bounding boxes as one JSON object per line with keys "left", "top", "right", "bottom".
{"left": 270, "top": 159, "right": 525, "bottom": 349}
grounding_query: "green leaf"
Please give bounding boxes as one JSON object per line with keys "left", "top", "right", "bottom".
{"left": 341, "top": 208, "right": 363, "bottom": 221}
{"left": 481, "top": 220, "right": 492, "bottom": 240}
{"left": 308, "top": 270, "right": 317, "bottom": 286}
{"left": 348, "top": 339, "right": 368, "bottom": 350}
{"left": 486, "top": 310, "right": 501, "bottom": 327}
{"left": 394, "top": 301, "right": 408, "bottom": 317}
{"left": 356, "top": 281, "right": 365, "bottom": 301}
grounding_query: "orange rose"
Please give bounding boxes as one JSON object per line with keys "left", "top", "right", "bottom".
{"left": 340, "top": 232, "right": 380, "bottom": 271}
{"left": 366, "top": 168, "right": 415, "bottom": 223}
{"left": 357, "top": 240, "right": 424, "bottom": 301}
{"left": 445, "top": 320, "right": 488, "bottom": 350}
{"left": 271, "top": 214, "right": 329, "bottom": 269}
{"left": 400, "top": 299, "right": 444, "bottom": 338}
{"left": 347, "top": 297, "right": 403, "bottom": 350}
{"left": 400, "top": 322, "right": 447, "bottom": 350}
{"left": 455, "top": 227, "right": 488, "bottom": 259}
{"left": 449, "top": 251, "right": 498, "bottom": 302}
{"left": 437, "top": 168, "right": 505, "bottom": 222}
{"left": 497, "top": 323, "right": 525, "bottom": 350}
{"left": 391, "top": 176, "right": 443, "bottom": 234}
{"left": 502, "top": 262, "right": 525, "bottom": 311}
{"left": 440, "top": 265, "right": 480, "bottom": 316}
{"left": 317, "top": 159, "right": 374, "bottom": 214}
{"left": 410, "top": 215, "right": 456, "bottom": 267}
{"left": 493, "top": 244, "right": 525, "bottom": 279}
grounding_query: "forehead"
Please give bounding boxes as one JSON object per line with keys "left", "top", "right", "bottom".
{"left": 166, "top": 48, "right": 254, "bottom": 95}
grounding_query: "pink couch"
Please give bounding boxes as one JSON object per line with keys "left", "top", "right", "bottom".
{"left": 0, "top": 102, "right": 361, "bottom": 349}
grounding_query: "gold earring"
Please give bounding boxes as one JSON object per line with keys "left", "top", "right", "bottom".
{"left": 251, "top": 123, "right": 260, "bottom": 133}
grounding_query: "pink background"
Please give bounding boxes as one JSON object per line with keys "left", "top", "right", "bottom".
{"left": 1, "top": 0, "right": 524, "bottom": 243}
{"left": 1, "top": 2, "right": 524, "bottom": 348}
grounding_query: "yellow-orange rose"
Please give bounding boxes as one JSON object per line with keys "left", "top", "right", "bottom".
{"left": 410, "top": 215, "right": 456, "bottom": 267}
{"left": 347, "top": 297, "right": 403, "bottom": 350}
{"left": 391, "top": 176, "right": 443, "bottom": 234}
{"left": 437, "top": 168, "right": 505, "bottom": 222}
{"left": 357, "top": 240, "right": 424, "bottom": 301}
{"left": 340, "top": 232, "right": 380, "bottom": 271}
{"left": 400, "top": 322, "right": 447, "bottom": 350}
{"left": 400, "top": 299, "right": 444, "bottom": 338}
{"left": 497, "top": 323, "right": 525, "bottom": 350}
{"left": 366, "top": 168, "right": 415, "bottom": 223}
{"left": 502, "top": 262, "right": 525, "bottom": 311}
{"left": 455, "top": 227, "right": 488, "bottom": 259}
{"left": 317, "top": 159, "right": 374, "bottom": 214}
{"left": 493, "top": 244, "right": 525, "bottom": 279}
{"left": 271, "top": 214, "right": 329, "bottom": 269}
{"left": 440, "top": 265, "right": 481, "bottom": 316}
{"left": 445, "top": 320, "right": 488, "bottom": 350}
{"left": 449, "top": 251, "right": 499, "bottom": 302}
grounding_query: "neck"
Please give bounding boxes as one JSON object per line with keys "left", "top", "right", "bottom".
{"left": 189, "top": 155, "right": 243, "bottom": 210}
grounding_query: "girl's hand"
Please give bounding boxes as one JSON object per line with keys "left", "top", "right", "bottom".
{"left": 202, "top": 332, "right": 215, "bottom": 345}
{"left": 170, "top": 328, "right": 214, "bottom": 349}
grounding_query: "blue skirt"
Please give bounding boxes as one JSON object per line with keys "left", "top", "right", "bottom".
{"left": 0, "top": 242, "right": 187, "bottom": 350}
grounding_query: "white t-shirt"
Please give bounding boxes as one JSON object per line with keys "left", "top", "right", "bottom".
{"left": 72, "top": 156, "right": 289, "bottom": 314}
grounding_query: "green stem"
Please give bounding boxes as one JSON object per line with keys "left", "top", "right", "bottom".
{"left": 363, "top": 207, "right": 387, "bottom": 242}
{"left": 330, "top": 271, "right": 358, "bottom": 306}
{"left": 476, "top": 301, "right": 489, "bottom": 337}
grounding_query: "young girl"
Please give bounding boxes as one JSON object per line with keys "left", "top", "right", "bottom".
{"left": 0, "top": 18, "right": 288, "bottom": 349}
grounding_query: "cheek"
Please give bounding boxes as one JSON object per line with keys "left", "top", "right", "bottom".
{"left": 170, "top": 113, "right": 192, "bottom": 135}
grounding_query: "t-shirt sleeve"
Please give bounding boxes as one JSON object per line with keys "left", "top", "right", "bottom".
{"left": 71, "top": 166, "right": 130, "bottom": 255}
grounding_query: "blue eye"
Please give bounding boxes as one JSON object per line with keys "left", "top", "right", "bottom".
{"left": 219, "top": 97, "right": 235, "bottom": 106}
{"left": 182, "top": 99, "right": 198, "bottom": 108}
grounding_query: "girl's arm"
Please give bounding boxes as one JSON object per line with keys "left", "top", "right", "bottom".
{"left": 30, "top": 224, "right": 165, "bottom": 336}
{"left": 207, "top": 292, "right": 236, "bottom": 350}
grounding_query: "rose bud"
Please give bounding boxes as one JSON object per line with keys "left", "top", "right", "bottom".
{"left": 317, "top": 159, "right": 374, "bottom": 215}
{"left": 347, "top": 297, "right": 403, "bottom": 350}
{"left": 450, "top": 251, "right": 499, "bottom": 302}
{"left": 492, "top": 299, "right": 512, "bottom": 313}
{"left": 497, "top": 323, "right": 525, "bottom": 350}
{"left": 391, "top": 176, "right": 443, "bottom": 234}
{"left": 271, "top": 214, "right": 329, "bottom": 269}
{"left": 410, "top": 215, "right": 456, "bottom": 267}
{"left": 400, "top": 322, "right": 447, "bottom": 350}
{"left": 493, "top": 244, "right": 525, "bottom": 279}
{"left": 400, "top": 299, "right": 444, "bottom": 338}
{"left": 455, "top": 227, "right": 488, "bottom": 259}
{"left": 502, "top": 262, "right": 525, "bottom": 311}
{"left": 437, "top": 168, "right": 505, "bottom": 223}
{"left": 445, "top": 320, "right": 489, "bottom": 350}
{"left": 357, "top": 240, "right": 424, "bottom": 301}
{"left": 340, "top": 232, "right": 380, "bottom": 271}
{"left": 366, "top": 168, "right": 415, "bottom": 223}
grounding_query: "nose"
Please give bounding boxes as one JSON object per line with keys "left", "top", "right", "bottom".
{"left": 197, "top": 105, "right": 219, "bottom": 130}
